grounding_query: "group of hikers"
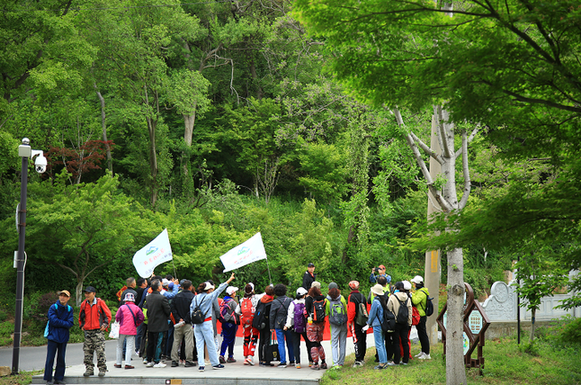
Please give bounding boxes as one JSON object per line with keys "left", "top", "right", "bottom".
{"left": 43, "top": 262, "right": 433, "bottom": 384}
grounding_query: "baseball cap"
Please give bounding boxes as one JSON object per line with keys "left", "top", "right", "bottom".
{"left": 296, "top": 287, "right": 308, "bottom": 297}
{"left": 124, "top": 293, "right": 135, "bottom": 302}
{"left": 307, "top": 263, "right": 315, "bottom": 268}
{"left": 411, "top": 275, "right": 424, "bottom": 284}
{"left": 378, "top": 265, "right": 386, "bottom": 270}
{"left": 226, "top": 286, "right": 239, "bottom": 296}
{"left": 58, "top": 290, "right": 71, "bottom": 297}
{"left": 348, "top": 281, "right": 359, "bottom": 290}
{"left": 84, "top": 286, "right": 96, "bottom": 293}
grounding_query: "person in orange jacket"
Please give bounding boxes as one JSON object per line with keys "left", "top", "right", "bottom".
{"left": 79, "top": 286, "right": 111, "bottom": 377}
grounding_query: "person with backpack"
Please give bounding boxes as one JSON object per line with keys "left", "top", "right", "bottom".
{"left": 284, "top": 287, "right": 313, "bottom": 369}
{"left": 255, "top": 285, "right": 274, "bottom": 366}
{"left": 387, "top": 281, "right": 412, "bottom": 365}
{"left": 235, "top": 283, "right": 263, "bottom": 365}
{"left": 325, "top": 282, "right": 348, "bottom": 367}
{"left": 411, "top": 275, "right": 431, "bottom": 359}
{"left": 305, "top": 282, "right": 327, "bottom": 370}
{"left": 79, "top": 286, "right": 112, "bottom": 377}
{"left": 270, "top": 284, "right": 294, "bottom": 368}
{"left": 347, "top": 280, "right": 367, "bottom": 367}
{"left": 43, "top": 290, "right": 74, "bottom": 385}
{"left": 190, "top": 273, "right": 235, "bottom": 372}
{"left": 219, "top": 286, "right": 239, "bottom": 364}
{"left": 362, "top": 284, "right": 390, "bottom": 370}
{"left": 114, "top": 293, "right": 144, "bottom": 370}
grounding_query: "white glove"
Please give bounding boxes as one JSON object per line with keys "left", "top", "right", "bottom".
{"left": 362, "top": 324, "right": 369, "bottom": 332}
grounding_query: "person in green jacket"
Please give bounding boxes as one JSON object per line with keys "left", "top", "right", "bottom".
{"left": 325, "top": 282, "right": 348, "bottom": 367}
{"left": 411, "top": 276, "right": 431, "bottom": 359}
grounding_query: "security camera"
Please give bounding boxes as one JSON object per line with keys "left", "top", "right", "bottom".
{"left": 34, "top": 154, "right": 47, "bottom": 174}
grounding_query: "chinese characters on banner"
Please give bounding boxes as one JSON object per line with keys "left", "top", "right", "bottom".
{"left": 220, "top": 232, "right": 267, "bottom": 272}
{"left": 132, "top": 228, "right": 173, "bottom": 278}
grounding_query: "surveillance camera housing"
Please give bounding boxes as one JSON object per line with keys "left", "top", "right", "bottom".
{"left": 34, "top": 154, "right": 47, "bottom": 174}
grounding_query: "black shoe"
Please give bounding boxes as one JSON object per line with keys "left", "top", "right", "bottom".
{"left": 54, "top": 381, "right": 66, "bottom": 385}
{"left": 185, "top": 361, "right": 195, "bottom": 367}
{"left": 171, "top": 361, "right": 179, "bottom": 367}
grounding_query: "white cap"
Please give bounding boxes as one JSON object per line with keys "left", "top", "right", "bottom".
{"left": 226, "top": 286, "right": 238, "bottom": 296}
{"left": 203, "top": 282, "right": 215, "bottom": 291}
{"left": 162, "top": 278, "right": 169, "bottom": 286}
{"left": 296, "top": 287, "right": 308, "bottom": 297}
{"left": 411, "top": 275, "right": 424, "bottom": 284}
{"left": 403, "top": 281, "right": 412, "bottom": 291}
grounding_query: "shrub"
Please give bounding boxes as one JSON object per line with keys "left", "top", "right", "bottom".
{"left": 559, "top": 316, "right": 581, "bottom": 345}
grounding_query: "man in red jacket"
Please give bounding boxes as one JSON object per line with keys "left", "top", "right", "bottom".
{"left": 79, "top": 286, "right": 111, "bottom": 377}
{"left": 347, "top": 281, "right": 367, "bottom": 367}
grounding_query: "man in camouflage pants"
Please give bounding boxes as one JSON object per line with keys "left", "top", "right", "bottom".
{"left": 79, "top": 286, "right": 111, "bottom": 377}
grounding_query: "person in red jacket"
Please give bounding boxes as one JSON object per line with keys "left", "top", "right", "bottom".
{"left": 79, "top": 286, "right": 111, "bottom": 377}
{"left": 347, "top": 281, "right": 367, "bottom": 367}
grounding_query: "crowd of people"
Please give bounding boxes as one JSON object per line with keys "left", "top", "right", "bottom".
{"left": 42, "top": 263, "right": 433, "bottom": 383}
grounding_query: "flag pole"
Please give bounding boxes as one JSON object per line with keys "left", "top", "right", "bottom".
{"left": 265, "top": 257, "right": 273, "bottom": 285}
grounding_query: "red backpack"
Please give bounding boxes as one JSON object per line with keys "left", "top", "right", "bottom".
{"left": 240, "top": 297, "right": 255, "bottom": 326}
{"left": 412, "top": 305, "right": 421, "bottom": 326}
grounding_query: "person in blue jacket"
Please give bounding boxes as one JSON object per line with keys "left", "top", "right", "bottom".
{"left": 43, "top": 290, "right": 74, "bottom": 385}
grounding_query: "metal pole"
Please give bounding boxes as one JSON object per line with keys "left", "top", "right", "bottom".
{"left": 12, "top": 153, "right": 28, "bottom": 375}
{"left": 517, "top": 255, "right": 520, "bottom": 345}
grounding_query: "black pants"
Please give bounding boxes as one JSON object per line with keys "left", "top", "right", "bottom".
{"left": 391, "top": 324, "right": 410, "bottom": 364}
{"left": 351, "top": 323, "right": 367, "bottom": 362}
{"left": 417, "top": 316, "right": 430, "bottom": 354}
{"left": 290, "top": 329, "right": 313, "bottom": 364}
{"left": 258, "top": 327, "right": 269, "bottom": 363}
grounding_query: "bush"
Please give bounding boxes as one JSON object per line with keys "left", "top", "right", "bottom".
{"left": 559, "top": 316, "right": 581, "bottom": 345}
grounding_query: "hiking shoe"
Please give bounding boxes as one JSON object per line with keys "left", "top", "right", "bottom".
{"left": 278, "top": 362, "right": 287, "bottom": 368}
{"left": 414, "top": 352, "right": 424, "bottom": 358}
{"left": 114, "top": 364, "right": 122, "bottom": 368}
{"left": 143, "top": 358, "right": 148, "bottom": 364}
{"left": 311, "top": 364, "right": 320, "bottom": 370}
{"left": 226, "top": 357, "right": 236, "bottom": 363}
{"left": 98, "top": 370, "right": 106, "bottom": 377}
{"left": 171, "top": 361, "right": 179, "bottom": 367}
{"left": 320, "top": 363, "right": 327, "bottom": 369}
{"left": 83, "top": 371, "right": 93, "bottom": 377}
{"left": 219, "top": 355, "right": 226, "bottom": 364}
{"left": 374, "top": 364, "right": 386, "bottom": 370}
{"left": 289, "top": 362, "right": 295, "bottom": 366}
{"left": 419, "top": 353, "right": 431, "bottom": 360}
{"left": 153, "top": 362, "right": 167, "bottom": 368}
{"left": 386, "top": 362, "right": 397, "bottom": 366}
{"left": 198, "top": 366, "right": 205, "bottom": 372}
{"left": 296, "top": 364, "right": 301, "bottom": 369}
{"left": 146, "top": 362, "right": 154, "bottom": 367}
{"left": 125, "top": 365, "right": 135, "bottom": 369}
{"left": 212, "top": 364, "right": 225, "bottom": 370}
{"left": 248, "top": 357, "right": 254, "bottom": 366}
{"left": 185, "top": 361, "right": 195, "bottom": 367}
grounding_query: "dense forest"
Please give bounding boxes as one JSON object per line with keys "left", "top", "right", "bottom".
{"left": 1, "top": 0, "right": 580, "bottom": 336}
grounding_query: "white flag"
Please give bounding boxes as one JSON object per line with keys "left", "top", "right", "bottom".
{"left": 133, "top": 229, "right": 173, "bottom": 278}
{"left": 220, "top": 232, "right": 267, "bottom": 273}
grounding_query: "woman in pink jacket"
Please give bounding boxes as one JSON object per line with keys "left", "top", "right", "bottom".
{"left": 115, "top": 293, "right": 144, "bottom": 369}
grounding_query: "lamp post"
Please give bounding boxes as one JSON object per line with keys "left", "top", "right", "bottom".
{"left": 12, "top": 138, "right": 46, "bottom": 375}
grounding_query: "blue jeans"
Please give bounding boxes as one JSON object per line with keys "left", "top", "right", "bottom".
{"left": 195, "top": 320, "right": 220, "bottom": 367}
{"left": 373, "top": 325, "right": 387, "bottom": 364}
{"left": 220, "top": 321, "right": 238, "bottom": 357}
{"left": 275, "top": 328, "right": 294, "bottom": 364}
{"left": 44, "top": 340, "right": 67, "bottom": 382}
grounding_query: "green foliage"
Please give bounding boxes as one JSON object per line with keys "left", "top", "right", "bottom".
{"left": 559, "top": 316, "right": 581, "bottom": 345}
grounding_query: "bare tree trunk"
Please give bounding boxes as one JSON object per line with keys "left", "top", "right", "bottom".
{"left": 446, "top": 247, "right": 466, "bottom": 383}
{"left": 94, "top": 86, "right": 113, "bottom": 173}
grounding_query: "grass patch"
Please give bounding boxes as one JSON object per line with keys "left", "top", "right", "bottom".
{"left": 0, "top": 370, "right": 41, "bottom": 385}
{"left": 321, "top": 337, "right": 581, "bottom": 385}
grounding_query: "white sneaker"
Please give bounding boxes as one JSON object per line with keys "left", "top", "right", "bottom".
{"left": 418, "top": 353, "right": 431, "bottom": 360}
{"left": 145, "top": 362, "right": 154, "bottom": 367}
{"left": 414, "top": 352, "right": 424, "bottom": 358}
{"left": 153, "top": 362, "right": 167, "bottom": 368}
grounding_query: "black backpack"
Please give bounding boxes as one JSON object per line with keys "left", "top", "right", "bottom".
{"left": 311, "top": 298, "right": 327, "bottom": 323}
{"left": 421, "top": 289, "right": 434, "bottom": 317}
{"left": 395, "top": 295, "right": 409, "bottom": 325}
{"left": 375, "top": 297, "right": 395, "bottom": 332}
{"left": 191, "top": 295, "right": 209, "bottom": 324}
{"left": 252, "top": 301, "right": 268, "bottom": 330}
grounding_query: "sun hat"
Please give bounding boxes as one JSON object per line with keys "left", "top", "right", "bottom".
{"left": 371, "top": 284, "right": 384, "bottom": 296}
